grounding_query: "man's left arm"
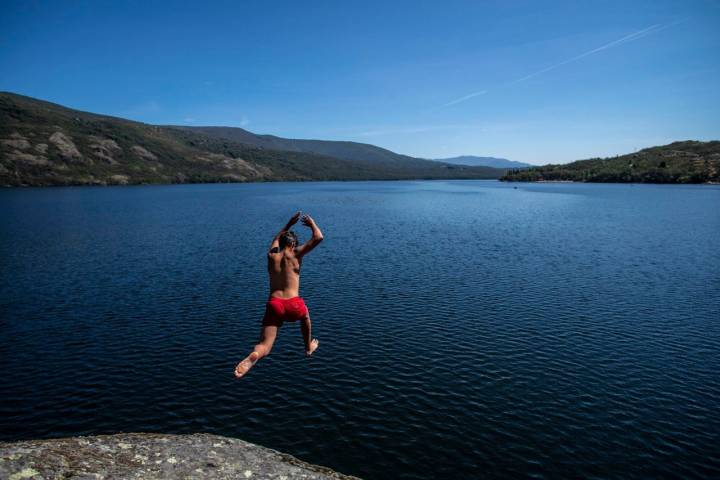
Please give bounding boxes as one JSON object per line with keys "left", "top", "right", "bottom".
{"left": 295, "top": 215, "right": 324, "bottom": 257}
{"left": 269, "top": 211, "right": 301, "bottom": 253}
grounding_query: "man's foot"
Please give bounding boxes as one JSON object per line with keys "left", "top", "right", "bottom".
{"left": 306, "top": 338, "right": 319, "bottom": 357}
{"left": 234, "top": 352, "right": 259, "bottom": 378}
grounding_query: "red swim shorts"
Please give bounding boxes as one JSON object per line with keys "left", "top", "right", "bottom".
{"left": 263, "top": 296, "right": 309, "bottom": 326}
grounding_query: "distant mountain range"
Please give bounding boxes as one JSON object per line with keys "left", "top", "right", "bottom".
{"left": 501, "top": 141, "right": 720, "bottom": 183}
{"left": 432, "top": 156, "right": 531, "bottom": 169}
{"left": 0, "top": 92, "right": 505, "bottom": 187}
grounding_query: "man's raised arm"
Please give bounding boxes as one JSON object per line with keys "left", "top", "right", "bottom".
{"left": 295, "top": 214, "right": 324, "bottom": 257}
{"left": 269, "top": 211, "right": 301, "bottom": 253}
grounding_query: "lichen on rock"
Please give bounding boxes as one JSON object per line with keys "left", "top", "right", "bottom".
{"left": 0, "top": 433, "right": 360, "bottom": 480}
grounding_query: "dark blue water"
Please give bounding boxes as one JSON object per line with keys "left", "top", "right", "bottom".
{"left": 2, "top": 181, "right": 719, "bottom": 479}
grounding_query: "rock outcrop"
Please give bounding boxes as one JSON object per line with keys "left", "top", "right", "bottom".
{"left": 0, "top": 433, "right": 359, "bottom": 479}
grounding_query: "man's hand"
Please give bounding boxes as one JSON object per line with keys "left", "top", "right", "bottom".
{"left": 295, "top": 214, "right": 323, "bottom": 257}
{"left": 301, "top": 214, "right": 315, "bottom": 227}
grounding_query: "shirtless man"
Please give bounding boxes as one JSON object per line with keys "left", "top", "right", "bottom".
{"left": 234, "top": 211, "right": 324, "bottom": 378}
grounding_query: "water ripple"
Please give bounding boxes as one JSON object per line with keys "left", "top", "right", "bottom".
{"left": 1, "top": 181, "right": 719, "bottom": 479}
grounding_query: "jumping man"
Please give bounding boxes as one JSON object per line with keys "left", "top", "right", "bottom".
{"left": 234, "top": 211, "right": 324, "bottom": 378}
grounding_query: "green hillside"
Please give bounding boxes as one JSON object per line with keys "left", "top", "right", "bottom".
{"left": 501, "top": 141, "right": 720, "bottom": 183}
{"left": 0, "top": 92, "right": 503, "bottom": 187}
{"left": 171, "top": 125, "right": 430, "bottom": 167}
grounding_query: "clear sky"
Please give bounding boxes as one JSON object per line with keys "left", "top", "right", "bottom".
{"left": 1, "top": 0, "right": 719, "bottom": 164}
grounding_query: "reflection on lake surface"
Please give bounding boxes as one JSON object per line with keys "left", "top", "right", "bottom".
{"left": 1, "top": 181, "right": 719, "bottom": 479}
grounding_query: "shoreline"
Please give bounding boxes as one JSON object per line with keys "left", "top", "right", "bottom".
{"left": 3, "top": 178, "right": 720, "bottom": 189}
{"left": 0, "top": 176, "right": 503, "bottom": 189}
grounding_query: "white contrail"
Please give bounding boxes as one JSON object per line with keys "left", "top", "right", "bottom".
{"left": 506, "top": 23, "right": 664, "bottom": 86}
{"left": 443, "top": 90, "right": 487, "bottom": 107}
{"left": 442, "top": 20, "right": 683, "bottom": 107}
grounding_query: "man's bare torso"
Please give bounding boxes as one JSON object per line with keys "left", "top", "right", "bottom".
{"left": 268, "top": 248, "right": 302, "bottom": 299}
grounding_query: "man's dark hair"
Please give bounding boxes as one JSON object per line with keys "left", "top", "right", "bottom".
{"left": 279, "top": 230, "right": 298, "bottom": 249}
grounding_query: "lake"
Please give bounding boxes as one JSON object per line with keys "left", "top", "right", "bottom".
{"left": 1, "top": 180, "right": 719, "bottom": 479}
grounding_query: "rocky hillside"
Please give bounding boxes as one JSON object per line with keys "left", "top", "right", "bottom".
{"left": 501, "top": 141, "right": 720, "bottom": 183}
{"left": 0, "top": 92, "right": 504, "bottom": 186}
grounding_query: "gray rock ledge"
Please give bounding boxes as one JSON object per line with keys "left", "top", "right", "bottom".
{"left": 0, "top": 433, "right": 360, "bottom": 479}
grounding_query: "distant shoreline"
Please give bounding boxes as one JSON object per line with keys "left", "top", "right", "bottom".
{"left": 502, "top": 180, "right": 719, "bottom": 185}
{"left": 0, "top": 177, "right": 503, "bottom": 188}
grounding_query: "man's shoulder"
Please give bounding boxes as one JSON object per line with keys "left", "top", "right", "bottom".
{"left": 268, "top": 250, "right": 296, "bottom": 259}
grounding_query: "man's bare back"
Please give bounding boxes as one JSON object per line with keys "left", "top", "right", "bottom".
{"left": 267, "top": 243, "right": 302, "bottom": 299}
{"left": 235, "top": 212, "right": 324, "bottom": 378}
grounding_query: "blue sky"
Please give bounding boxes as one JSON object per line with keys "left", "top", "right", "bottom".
{"left": 1, "top": 0, "right": 719, "bottom": 164}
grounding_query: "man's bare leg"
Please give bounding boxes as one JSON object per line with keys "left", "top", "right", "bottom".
{"left": 301, "top": 313, "right": 319, "bottom": 357}
{"left": 235, "top": 322, "right": 279, "bottom": 378}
